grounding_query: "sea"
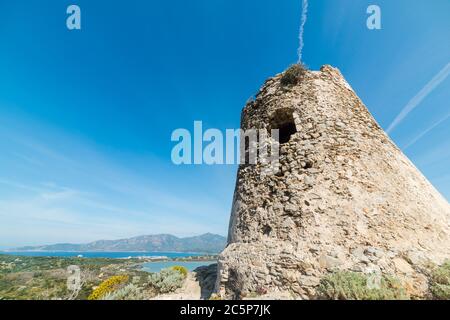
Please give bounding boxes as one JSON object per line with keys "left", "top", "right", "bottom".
{"left": 0, "top": 251, "right": 217, "bottom": 272}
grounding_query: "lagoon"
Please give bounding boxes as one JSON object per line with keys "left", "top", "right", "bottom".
{"left": 141, "top": 260, "right": 216, "bottom": 273}
{"left": 0, "top": 251, "right": 204, "bottom": 259}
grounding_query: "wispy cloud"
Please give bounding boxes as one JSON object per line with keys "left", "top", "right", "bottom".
{"left": 387, "top": 62, "right": 450, "bottom": 133}
{"left": 413, "top": 139, "right": 450, "bottom": 168}
{"left": 0, "top": 118, "right": 230, "bottom": 246}
{"left": 403, "top": 112, "right": 450, "bottom": 150}
{"left": 0, "top": 181, "right": 226, "bottom": 247}
{"left": 297, "top": 0, "right": 309, "bottom": 64}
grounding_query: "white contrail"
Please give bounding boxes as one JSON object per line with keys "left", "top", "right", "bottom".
{"left": 387, "top": 62, "right": 450, "bottom": 133}
{"left": 297, "top": 0, "right": 309, "bottom": 64}
{"left": 403, "top": 112, "right": 450, "bottom": 150}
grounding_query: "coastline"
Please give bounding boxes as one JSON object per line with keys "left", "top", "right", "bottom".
{"left": 0, "top": 251, "right": 219, "bottom": 262}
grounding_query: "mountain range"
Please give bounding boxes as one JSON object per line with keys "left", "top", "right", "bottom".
{"left": 10, "top": 233, "right": 227, "bottom": 254}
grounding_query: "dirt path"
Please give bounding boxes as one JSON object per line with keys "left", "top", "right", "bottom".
{"left": 151, "top": 272, "right": 202, "bottom": 300}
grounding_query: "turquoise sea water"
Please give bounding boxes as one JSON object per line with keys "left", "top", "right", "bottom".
{"left": 0, "top": 251, "right": 203, "bottom": 259}
{"left": 141, "top": 261, "right": 216, "bottom": 273}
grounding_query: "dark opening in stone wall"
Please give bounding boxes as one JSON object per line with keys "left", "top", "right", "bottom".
{"left": 278, "top": 121, "right": 297, "bottom": 144}
{"left": 270, "top": 109, "right": 297, "bottom": 144}
{"left": 262, "top": 225, "right": 272, "bottom": 236}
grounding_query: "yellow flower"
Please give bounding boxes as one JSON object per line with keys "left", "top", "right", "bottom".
{"left": 171, "top": 266, "right": 188, "bottom": 278}
{"left": 88, "top": 275, "right": 129, "bottom": 300}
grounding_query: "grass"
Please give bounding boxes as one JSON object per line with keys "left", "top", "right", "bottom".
{"left": 429, "top": 260, "right": 450, "bottom": 300}
{"left": 280, "top": 63, "right": 307, "bottom": 86}
{"left": 317, "top": 271, "right": 409, "bottom": 300}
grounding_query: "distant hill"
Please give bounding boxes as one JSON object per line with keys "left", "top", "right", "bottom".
{"left": 12, "top": 233, "right": 227, "bottom": 254}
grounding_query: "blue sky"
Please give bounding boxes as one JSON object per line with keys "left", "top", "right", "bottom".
{"left": 0, "top": 0, "right": 449, "bottom": 247}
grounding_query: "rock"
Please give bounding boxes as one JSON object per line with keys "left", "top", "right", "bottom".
{"left": 304, "top": 175, "right": 315, "bottom": 186}
{"left": 351, "top": 247, "right": 370, "bottom": 263}
{"left": 318, "top": 255, "right": 342, "bottom": 269}
{"left": 281, "top": 217, "right": 296, "bottom": 229}
{"left": 364, "top": 247, "right": 383, "bottom": 262}
{"left": 309, "top": 245, "right": 320, "bottom": 254}
{"left": 298, "top": 275, "right": 320, "bottom": 287}
{"left": 284, "top": 204, "right": 297, "bottom": 213}
{"left": 405, "top": 251, "right": 426, "bottom": 266}
{"left": 393, "top": 258, "right": 414, "bottom": 274}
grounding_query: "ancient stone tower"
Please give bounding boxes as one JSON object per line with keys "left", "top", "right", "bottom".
{"left": 216, "top": 65, "right": 450, "bottom": 299}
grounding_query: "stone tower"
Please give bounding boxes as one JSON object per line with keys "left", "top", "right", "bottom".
{"left": 216, "top": 65, "right": 450, "bottom": 299}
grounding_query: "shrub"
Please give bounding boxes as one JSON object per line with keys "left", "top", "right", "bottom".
{"left": 148, "top": 268, "right": 185, "bottom": 294}
{"left": 280, "top": 63, "right": 307, "bottom": 86}
{"left": 256, "top": 286, "right": 268, "bottom": 295}
{"left": 317, "top": 271, "right": 409, "bottom": 300}
{"left": 209, "top": 293, "right": 222, "bottom": 300}
{"left": 88, "top": 275, "right": 129, "bottom": 300}
{"left": 171, "top": 266, "right": 188, "bottom": 278}
{"left": 101, "top": 284, "right": 144, "bottom": 300}
{"left": 430, "top": 261, "right": 450, "bottom": 300}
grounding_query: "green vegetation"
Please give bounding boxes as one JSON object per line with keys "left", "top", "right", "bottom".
{"left": 0, "top": 254, "right": 149, "bottom": 300}
{"left": 317, "top": 271, "right": 409, "bottom": 300}
{"left": 0, "top": 270, "right": 69, "bottom": 300}
{"left": 429, "top": 260, "right": 450, "bottom": 300}
{"left": 0, "top": 255, "right": 126, "bottom": 274}
{"left": 0, "top": 254, "right": 213, "bottom": 300}
{"left": 101, "top": 283, "right": 145, "bottom": 300}
{"left": 280, "top": 63, "right": 307, "bottom": 86}
{"left": 148, "top": 268, "right": 185, "bottom": 294}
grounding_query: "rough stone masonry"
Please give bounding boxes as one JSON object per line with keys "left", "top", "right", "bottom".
{"left": 215, "top": 65, "right": 450, "bottom": 299}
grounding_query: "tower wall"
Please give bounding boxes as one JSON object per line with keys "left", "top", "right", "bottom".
{"left": 216, "top": 65, "right": 450, "bottom": 299}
